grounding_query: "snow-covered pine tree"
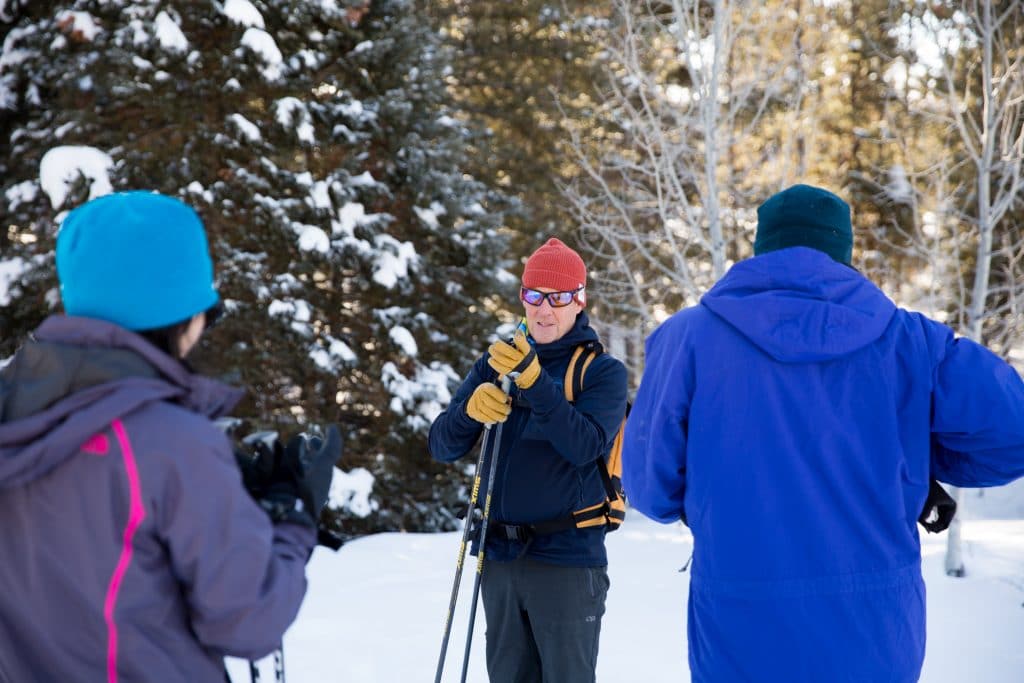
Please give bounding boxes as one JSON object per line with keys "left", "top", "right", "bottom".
{"left": 428, "top": 0, "right": 608, "bottom": 256}
{"left": 0, "top": 0, "right": 511, "bottom": 534}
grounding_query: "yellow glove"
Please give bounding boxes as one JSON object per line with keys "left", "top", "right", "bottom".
{"left": 465, "top": 383, "right": 512, "bottom": 424}
{"left": 487, "top": 331, "right": 541, "bottom": 389}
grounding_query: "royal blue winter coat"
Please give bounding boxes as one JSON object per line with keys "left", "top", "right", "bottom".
{"left": 429, "top": 313, "right": 628, "bottom": 566}
{"left": 622, "top": 247, "right": 1024, "bottom": 683}
{"left": 0, "top": 316, "right": 315, "bottom": 682}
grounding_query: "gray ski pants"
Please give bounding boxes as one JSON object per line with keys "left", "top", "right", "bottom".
{"left": 481, "top": 557, "right": 610, "bottom": 683}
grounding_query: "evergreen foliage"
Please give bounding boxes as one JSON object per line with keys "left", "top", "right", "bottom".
{"left": 427, "top": 1, "right": 610, "bottom": 258}
{"left": 0, "top": 0, "right": 512, "bottom": 533}
{"left": 3, "top": 0, "right": 1024, "bottom": 540}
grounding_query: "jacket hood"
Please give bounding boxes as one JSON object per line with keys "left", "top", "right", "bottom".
{"left": 700, "top": 247, "right": 896, "bottom": 363}
{"left": 0, "top": 315, "right": 244, "bottom": 489}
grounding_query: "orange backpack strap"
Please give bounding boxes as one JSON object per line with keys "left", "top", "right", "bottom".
{"left": 563, "top": 346, "right": 588, "bottom": 402}
{"left": 562, "top": 342, "right": 627, "bottom": 531}
{"left": 563, "top": 341, "right": 602, "bottom": 403}
{"left": 601, "top": 413, "right": 628, "bottom": 528}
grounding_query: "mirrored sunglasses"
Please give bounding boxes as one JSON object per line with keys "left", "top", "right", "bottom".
{"left": 520, "top": 286, "right": 584, "bottom": 308}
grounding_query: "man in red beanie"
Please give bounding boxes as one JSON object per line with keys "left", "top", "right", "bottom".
{"left": 430, "top": 237, "right": 628, "bottom": 682}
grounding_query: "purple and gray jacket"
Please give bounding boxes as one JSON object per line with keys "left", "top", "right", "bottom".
{"left": 0, "top": 316, "right": 316, "bottom": 682}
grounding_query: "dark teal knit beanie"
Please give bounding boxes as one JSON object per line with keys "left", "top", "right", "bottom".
{"left": 753, "top": 184, "right": 853, "bottom": 265}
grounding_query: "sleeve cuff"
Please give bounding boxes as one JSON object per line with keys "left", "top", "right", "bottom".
{"left": 453, "top": 399, "right": 481, "bottom": 431}
{"left": 519, "top": 368, "right": 560, "bottom": 414}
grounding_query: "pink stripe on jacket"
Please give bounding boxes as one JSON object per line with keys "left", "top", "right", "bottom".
{"left": 104, "top": 419, "right": 147, "bottom": 683}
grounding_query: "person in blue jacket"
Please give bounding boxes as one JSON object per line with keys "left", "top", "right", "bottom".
{"left": 430, "top": 238, "right": 628, "bottom": 683}
{"left": 621, "top": 184, "right": 1024, "bottom": 683}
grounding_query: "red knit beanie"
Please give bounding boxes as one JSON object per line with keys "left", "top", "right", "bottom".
{"left": 522, "top": 238, "right": 587, "bottom": 293}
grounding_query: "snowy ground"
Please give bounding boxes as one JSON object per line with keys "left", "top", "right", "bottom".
{"left": 229, "top": 481, "right": 1024, "bottom": 682}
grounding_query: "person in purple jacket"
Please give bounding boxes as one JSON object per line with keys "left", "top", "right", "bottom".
{"left": 622, "top": 184, "right": 1024, "bottom": 683}
{"left": 0, "top": 191, "right": 338, "bottom": 682}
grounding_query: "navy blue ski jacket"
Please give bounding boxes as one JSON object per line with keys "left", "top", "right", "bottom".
{"left": 429, "top": 313, "right": 628, "bottom": 567}
{"left": 623, "top": 247, "right": 1024, "bottom": 683}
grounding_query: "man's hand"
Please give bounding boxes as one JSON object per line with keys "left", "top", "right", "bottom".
{"left": 465, "top": 382, "right": 512, "bottom": 424}
{"left": 487, "top": 331, "right": 540, "bottom": 389}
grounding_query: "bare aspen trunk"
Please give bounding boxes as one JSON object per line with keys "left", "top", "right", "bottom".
{"left": 944, "top": 0, "right": 1014, "bottom": 578}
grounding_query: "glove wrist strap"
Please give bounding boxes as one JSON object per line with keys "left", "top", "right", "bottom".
{"left": 510, "top": 347, "right": 537, "bottom": 375}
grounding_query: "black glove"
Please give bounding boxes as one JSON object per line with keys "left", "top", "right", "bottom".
{"left": 235, "top": 426, "right": 342, "bottom": 530}
{"left": 317, "top": 526, "right": 347, "bottom": 550}
{"left": 233, "top": 430, "right": 281, "bottom": 499}
{"left": 288, "top": 427, "right": 341, "bottom": 523}
{"left": 918, "top": 477, "right": 957, "bottom": 533}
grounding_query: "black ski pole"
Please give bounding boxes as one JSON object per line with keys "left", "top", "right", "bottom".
{"left": 274, "top": 647, "right": 285, "bottom": 682}
{"left": 249, "top": 646, "right": 285, "bottom": 683}
{"left": 459, "top": 376, "right": 513, "bottom": 683}
{"left": 433, "top": 397, "right": 500, "bottom": 682}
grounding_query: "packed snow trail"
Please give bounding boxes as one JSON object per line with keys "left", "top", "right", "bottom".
{"left": 230, "top": 483, "right": 1024, "bottom": 682}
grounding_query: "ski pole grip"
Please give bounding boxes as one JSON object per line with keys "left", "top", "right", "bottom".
{"left": 482, "top": 377, "right": 513, "bottom": 432}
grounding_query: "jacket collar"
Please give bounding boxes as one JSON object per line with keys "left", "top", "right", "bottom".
{"left": 2, "top": 315, "right": 243, "bottom": 422}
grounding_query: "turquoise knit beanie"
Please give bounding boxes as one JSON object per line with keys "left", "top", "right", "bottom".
{"left": 56, "top": 191, "right": 219, "bottom": 331}
{"left": 754, "top": 184, "right": 853, "bottom": 265}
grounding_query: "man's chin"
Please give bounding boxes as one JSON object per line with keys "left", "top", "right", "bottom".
{"left": 531, "top": 329, "right": 558, "bottom": 344}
